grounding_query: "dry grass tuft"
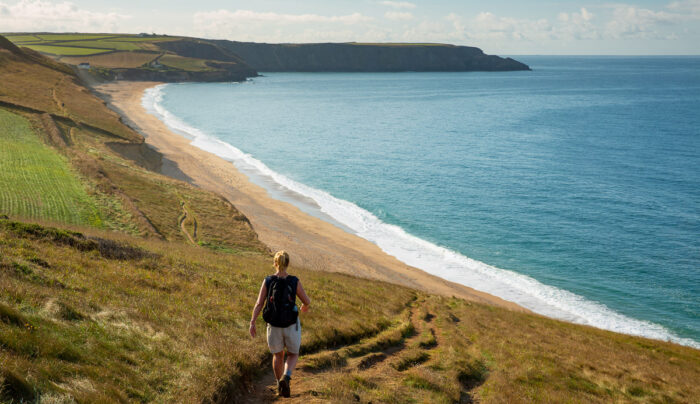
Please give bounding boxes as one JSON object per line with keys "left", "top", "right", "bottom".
{"left": 0, "top": 368, "right": 36, "bottom": 402}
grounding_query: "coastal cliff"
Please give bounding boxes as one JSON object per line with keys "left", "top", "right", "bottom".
{"left": 214, "top": 41, "right": 530, "bottom": 72}
{"left": 3, "top": 33, "right": 529, "bottom": 82}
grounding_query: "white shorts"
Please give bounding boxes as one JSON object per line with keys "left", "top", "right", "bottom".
{"left": 267, "top": 321, "right": 301, "bottom": 354}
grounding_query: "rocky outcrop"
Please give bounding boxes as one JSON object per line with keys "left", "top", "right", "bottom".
{"left": 0, "top": 34, "right": 23, "bottom": 55}
{"left": 111, "top": 67, "right": 253, "bottom": 82}
{"left": 214, "top": 41, "right": 530, "bottom": 72}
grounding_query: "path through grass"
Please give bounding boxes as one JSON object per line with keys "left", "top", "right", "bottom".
{"left": 0, "top": 109, "right": 101, "bottom": 225}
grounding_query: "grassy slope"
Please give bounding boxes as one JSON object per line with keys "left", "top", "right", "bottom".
{"left": 0, "top": 109, "right": 100, "bottom": 226}
{"left": 1, "top": 219, "right": 698, "bottom": 403}
{"left": 59, "top": 52, "right": 158, "bottom": 69}
{"left": 0, "top": 35, "right": 699, "bottom": 403}
{"left": 0, "top": 219, "right": 414, "bottom": 402}
{"left": 0, "top": 47, "right": 140, "bottom": 141}
{"left": 159, "top": 55, "right": 215, "bottom": 72}
{"left": 0, "top": 39, "right": 266, "bottom": 247}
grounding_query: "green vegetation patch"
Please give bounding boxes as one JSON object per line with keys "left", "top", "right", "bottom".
{"left": 36, "top": 34, "right": 118, "bottom": 41}
{"left": 159, "top": 54, "right": 215, "bottom": 71}
{"left": 3, "top": 34, "right": 40, "bottom": 43}
{"left": 53, "top": 40, "right": 142, "bottom": 51}
{"left": 109, "top": 35, "right": 178, "bottom": 42}
{"left": 22, "top": 44, "right": 112, "bottom": 56}
{"left": 0, "top": 109, "right": 101, "bottom": 225}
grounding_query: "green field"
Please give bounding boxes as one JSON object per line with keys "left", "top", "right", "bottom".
{"left": 36, "top": 34, "right": 118, "bottom": 41}
{"left": 53, "top": 40, "right": 142, "bottom": 51}
{"left": 2, "top": 34, "right": 180, "bottom": 57}
{"left": 106, "top": 35, "right": 176, "bottom": 42}
{"left": 3, "top": 34, "right": 40, "bottom": 43}
{"left": 0, "top": 109, "right": 101, "bottom": 225}
{"left": 159, "top": 55, "right": 214, "bottom": 71}
{"left": 22, "top": 44, "right": 112, "bottom": 56}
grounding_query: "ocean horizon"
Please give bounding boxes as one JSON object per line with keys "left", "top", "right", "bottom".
{"left": 143, "top": 55, "right": 700, "bottom": 348}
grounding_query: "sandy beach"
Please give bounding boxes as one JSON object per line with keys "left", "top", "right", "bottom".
{"left": 95, "top": 81, "right": 525, "bottom": 311}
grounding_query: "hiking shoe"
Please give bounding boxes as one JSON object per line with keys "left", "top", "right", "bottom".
{"left": 279, "top": 375, "right": 291, "bottom": 398}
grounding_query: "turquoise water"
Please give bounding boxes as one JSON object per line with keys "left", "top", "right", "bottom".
{"left": 145, "top": 56, "right": 700, "bottom": 348}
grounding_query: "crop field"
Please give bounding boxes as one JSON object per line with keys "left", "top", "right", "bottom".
{"left": 3, "top": 34, "right": 41, "bottom": 42}
{"left": 36, "top": 34, "right": 118, "bottom": 41}
{"left": 107, "top": 35, "right": 175, "bottom": 42}
{"left": 0, "top": 109, "right": 101, "bottom": 226}
{"left": 21, "top": 44, "right": 111, "bottom": 56}
{"left": 60, "top": 52, "right": 158, "bottom": 68}
{"left": 53, "top": 40, "right": 142, "bottom": 51}
{"left": 3, "top": 34, "right": 179, "bottom": 58}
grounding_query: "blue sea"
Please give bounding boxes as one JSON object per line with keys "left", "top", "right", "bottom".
{"left": 144, "top": 56, "right": 700, "bottom": 348}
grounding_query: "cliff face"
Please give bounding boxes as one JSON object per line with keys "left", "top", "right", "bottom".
{"left": 214, "top": 41, "right": 530, "bottom": 72}
{"left": 111, "top": 67, "right": 253, "bottom": 82}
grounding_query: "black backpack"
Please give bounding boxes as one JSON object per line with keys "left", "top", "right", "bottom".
{"left": 262, "top": 275, "right": 299, "bottom": 328}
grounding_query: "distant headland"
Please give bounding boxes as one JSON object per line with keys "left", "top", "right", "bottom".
{"left": 1, "top": 33, "right": 530, "bottom": 83}
{"left": 214, "top": 41, "right": 530, "bottom": 72}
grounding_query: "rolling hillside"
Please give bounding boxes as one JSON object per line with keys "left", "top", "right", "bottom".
{"left": 1, "top": 35, "right": 699, "bottom": 403}
{"left": 1, "top": 33, "right": 257, "bottom": 82}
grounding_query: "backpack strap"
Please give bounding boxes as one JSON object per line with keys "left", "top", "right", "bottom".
{"left": 287, "top": 275, "right": 298, "bottom": 287}
{"left": 287, "top": 276, "right": 298, "bottom": 300}
{"left": 264, "top": 275, "right": 277, "bottom": 303}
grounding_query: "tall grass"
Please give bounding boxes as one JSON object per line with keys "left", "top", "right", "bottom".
{"left": 0, "top": 218, "right": 415, "bottom": 402}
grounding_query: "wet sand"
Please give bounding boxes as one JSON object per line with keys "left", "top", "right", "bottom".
{"left": 95, "top": 81, "right": 526, "bottom": 311}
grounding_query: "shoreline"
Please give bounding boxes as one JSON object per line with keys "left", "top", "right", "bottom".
{"left": 95, "top": 80, "right": 525, "bottom": 311}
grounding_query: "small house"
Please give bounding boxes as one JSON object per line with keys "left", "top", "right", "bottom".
{"left": 77, "top": 62, "right": 90, "bottom": 69}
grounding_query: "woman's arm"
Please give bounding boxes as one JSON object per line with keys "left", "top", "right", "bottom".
{"left": 249, "top": 279, "right": 267, "bottom": 338}
{"left": 297, "top": 280, "right": 311, "bottom": 312}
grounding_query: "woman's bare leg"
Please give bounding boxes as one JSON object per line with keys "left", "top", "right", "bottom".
{"left": 273, "top": 351, "right": 285, "bottom": 380}
{"left": 284, "top": 353, "right": 299, "bottom": 376}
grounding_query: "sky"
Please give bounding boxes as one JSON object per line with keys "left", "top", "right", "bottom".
{"left": 1, "top": 0, "right": 699, "bottom": 54}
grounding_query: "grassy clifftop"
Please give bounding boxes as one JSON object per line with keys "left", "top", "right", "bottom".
{"left": 1, "top": 218, "right": 698, "bottom": 403}
{"left": 0, "top": 35, "right": 698, "bottom": 403}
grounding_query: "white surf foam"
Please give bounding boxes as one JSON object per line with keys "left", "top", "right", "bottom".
{"left": 143, "top": 83, "right": 699, "bottom": 349}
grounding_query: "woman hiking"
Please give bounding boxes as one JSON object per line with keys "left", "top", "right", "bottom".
{"left": 250, "top": 251, "right": 311, "bottom": 398}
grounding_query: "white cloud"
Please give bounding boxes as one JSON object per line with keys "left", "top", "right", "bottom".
{"left": 555, "top": 8, "right": 599, "bottom": 40}
{"left": 667, "top": 0, "right": 700, "bottom": 17}
{"left": 385, "top": 11, "right": 414, "bottom": 21}
{"left": 605, "top": 4, "right": 680, "bottom": 39}
{"left": 446, "top": 11, "right": 556, "bottom": 42}
{"left": 193, "top": 9, "right": 376, "bottom": 42}
{"left": 380, "top": 1, "right": 416, "bottom": 9}
{"left": 0, "top": 0, "right": 129, "bottom": 32}
{"left": 194, "top": 9, "right": 372, "bottom": 26}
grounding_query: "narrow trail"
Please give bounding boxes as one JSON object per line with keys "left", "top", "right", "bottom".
{"left": 242, "top": 297, "right": 441, "bottom": 403}
{"left": 51, "top": 78, "right": 67, "bottom": 117}
{"left": 178, "top": 201, "right": 197, "bottom": 244}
